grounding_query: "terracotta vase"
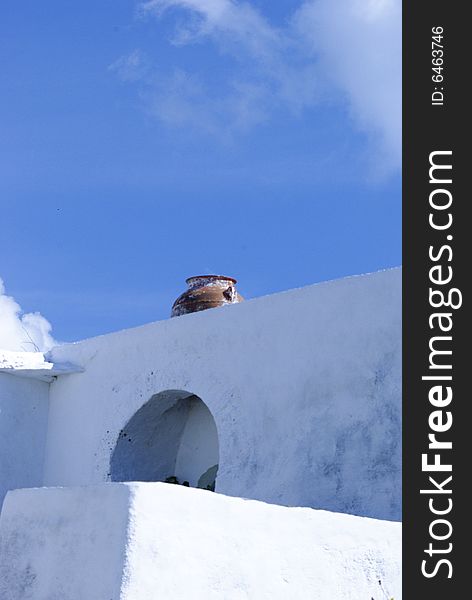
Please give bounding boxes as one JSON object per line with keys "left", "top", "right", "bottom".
{"left": 171, "top": 275, "right": 244, "bottom": 317}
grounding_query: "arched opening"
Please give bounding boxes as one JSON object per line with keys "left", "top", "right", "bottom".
{"left": 110, "top": 390, "right": 219, "bottom": 490}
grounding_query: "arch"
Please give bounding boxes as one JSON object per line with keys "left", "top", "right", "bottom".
{"left": 110, "top": 390, "right": 219, "bottom": 490}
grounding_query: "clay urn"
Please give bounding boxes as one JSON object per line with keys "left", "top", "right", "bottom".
{"left": 171, "top": 275, "right": 244, "bottom": 317}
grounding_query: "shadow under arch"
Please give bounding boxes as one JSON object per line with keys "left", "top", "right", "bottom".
{"left": 110, "top": 389, "right": 219, "bottom": 490}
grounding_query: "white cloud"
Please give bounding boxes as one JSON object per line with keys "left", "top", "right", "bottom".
{"left": 139, "top": 0, "right": 318, "bottom": 112}
{"left": 0, "top": 278, "right": 57, "bottom": 352}
{"left": 140, "top": 0, "right": 281, "bottom": 56}
{"left": 293, "top": 0, "right": 401, "bottom": 169}
{"left": 116, "top": 0, "right": 400, "bottom": 169}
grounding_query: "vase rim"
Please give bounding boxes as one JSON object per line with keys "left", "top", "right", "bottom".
{"left": 185, "top": 274, "right": 237, "bottom": 285}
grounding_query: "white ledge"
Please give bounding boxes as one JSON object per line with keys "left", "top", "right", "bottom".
{"left": 0, "top": 350, "right": 83, "bottom": 382}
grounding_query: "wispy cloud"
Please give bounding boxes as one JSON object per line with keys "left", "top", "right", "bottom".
{"left": 293, "top": 0, "right": 401, "bottom": 170}
{"left": 139, "top": 69, "right": 271, "bottom": 135}
{"left": 109, "top": 49, "right": 149, "bottom": 82}
{"left": 0, "top": 278, "right": 57, "bottom": 352}
{"left": 112, "top": 0, "right": 400, "bottom": 168}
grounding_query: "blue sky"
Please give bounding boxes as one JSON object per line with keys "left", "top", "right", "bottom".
{"left": 0, "top": 0, "right": 401, "bottom": 346}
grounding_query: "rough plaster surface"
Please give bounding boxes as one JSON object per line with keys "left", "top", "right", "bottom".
{"left": 0, "top": 483, "right": 402, "bottom": 600}
{"left": 0, "top": 484, "right": 129, "bottom": 600}
{"left": 0, "top": 374, "right": 49, "bottom": 507}
{"left": 40, "top": 269, "right": 401, "bottom": 520}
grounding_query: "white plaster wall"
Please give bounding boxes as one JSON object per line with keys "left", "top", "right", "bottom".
{"left": 175, "top": 397, "right": 219, "bottom": 486}
{"left": 43, "top": 269, "right": 401, "bottom": 520}
{"left": 0, "top": 484, "right": 130, "bottom": 600}
{"left": 0, "top": 483, "right": 402, "bottom": 600}
{"left": 0, "top": 374, "right": 49, "bottom": 507}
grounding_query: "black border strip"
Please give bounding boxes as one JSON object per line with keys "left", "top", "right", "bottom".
{"left": 403, "top": 1, "right": 467, "bottom": 596}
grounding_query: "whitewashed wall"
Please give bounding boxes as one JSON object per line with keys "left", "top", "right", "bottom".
{"left": 42, "top": 269, "right": 401, "bottom": 520}
{"left": 0, "top": 482, "right": 402, "bottom": 600}
{"left": 0, "top": 374, "right": 49, "bottom": 507}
